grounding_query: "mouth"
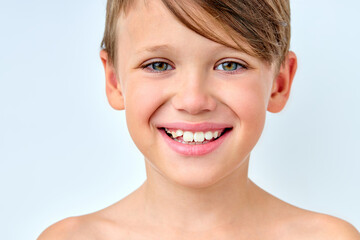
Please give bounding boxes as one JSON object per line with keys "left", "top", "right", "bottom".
{"left": 157, "top": 124, "right": 233, "bottom": 156}
{"left": 160, "top": 128, "right": 231, "bottom": 145}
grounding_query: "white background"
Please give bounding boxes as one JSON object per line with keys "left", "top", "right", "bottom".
{"left": 0, "top": 0, "right": 359, "bottom": 239}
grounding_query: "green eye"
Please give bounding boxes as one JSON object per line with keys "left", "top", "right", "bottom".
{"left": 216, "top": 62, "right": 245, "bottom": 71}
{"left": 144, "top": 62, "right": 173, "bottom": 72}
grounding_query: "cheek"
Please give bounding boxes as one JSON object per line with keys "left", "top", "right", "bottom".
{"left": 125, "top": 79, "right": 167, "bottom": 118}
{"left": 222, "top": 79, "right": 268, "bottom": 119}
{"left": 221, "top": 79, "right": 268, "bottom": 142}
{"left": 123, "top": 78, "right": 167, "bottom": 150}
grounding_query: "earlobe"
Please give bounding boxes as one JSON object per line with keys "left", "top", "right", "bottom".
{"left": 100, "top": 50, "right": 125, "bottom": 110}
{"left": 267, "top": 51, "right": 297, "bottom": 113}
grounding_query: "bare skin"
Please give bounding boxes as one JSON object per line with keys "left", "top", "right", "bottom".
{"left": 38, "top": 179, "right": 360, "bottom": 240}
{"left": 38, "top": 0, "right": 360, "bottom": 239}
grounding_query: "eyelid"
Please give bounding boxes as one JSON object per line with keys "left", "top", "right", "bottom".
{"left": 213, "top": 60, "right": 248, "bottom": 75}
{"left": 215, "top": 58, "right": 248, "bottom": 69}
{"left": 139, "top": 58, "right": 249, "bottom": 73}
{"left": 141, "top": 59, "right": 175, "bottom": 72}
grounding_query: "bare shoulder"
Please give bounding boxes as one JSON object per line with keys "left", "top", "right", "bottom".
{"left": 249, "top": 182, "right": 359, "bottom": 240}
{"left": 282, "top": 211, "right": 360, "bottom": 240}
{"left": 309, "top": 213, "right": 360, "bottom": 240}
{"left": 37, "top": 214, "right": 121, "bottom": 240}
{"left": 37, "top": 188, "right": 146, "bottom": 240}
{"left": 37, "top": 216, "right": 89, "bottom": 240}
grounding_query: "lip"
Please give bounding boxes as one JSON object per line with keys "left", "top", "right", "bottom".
{"left": 156, "top": 122, "right": 233, "bottom": 132}
{"left": 158, "top": 124, "right": 232, "bottom": 156}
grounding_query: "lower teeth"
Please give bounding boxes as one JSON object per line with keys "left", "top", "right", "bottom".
{"left": 164, "top": 128, "right": 227, "bottom": 144}
{"left": 172, "top": 138, "right": 211, "bottom": 144}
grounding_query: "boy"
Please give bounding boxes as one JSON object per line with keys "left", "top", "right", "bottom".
{"left": 39, "top": 0, "right": 360, "bottom": 239}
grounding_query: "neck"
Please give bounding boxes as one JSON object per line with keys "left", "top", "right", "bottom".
{"left": 139, "top": 155, "right": 257, "bottom": 232}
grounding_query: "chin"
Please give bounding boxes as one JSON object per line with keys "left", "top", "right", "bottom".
{"left": 166, "top": 166, "right": 232, "bottom": 189}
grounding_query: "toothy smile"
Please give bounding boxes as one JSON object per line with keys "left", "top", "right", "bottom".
{"left": 157, "top": 123, "right": 232, "bottom": 155}
{"left": 163, "top": 128, "right": 229, "bottom": 144}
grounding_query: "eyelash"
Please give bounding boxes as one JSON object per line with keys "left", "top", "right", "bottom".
{"left": 141, "top": 61, "right": 174, "bottom": 73}
{"left": 215, "top": 61, "right": 247, "bottom": 74}
{"left": 141, "top": 60, "right": 247, "bottom": 74}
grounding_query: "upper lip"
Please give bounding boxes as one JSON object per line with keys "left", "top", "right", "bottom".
{"left": 156, "top": 122, "right": 233, "bottom": 132}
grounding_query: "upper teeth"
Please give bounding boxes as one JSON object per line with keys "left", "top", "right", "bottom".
{"left": 165, "top": 128, "right": 222, "bottom": 142}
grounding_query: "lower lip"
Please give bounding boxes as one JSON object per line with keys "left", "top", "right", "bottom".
{"left": 159, "top": 129, "right": 231, "bottom": 156}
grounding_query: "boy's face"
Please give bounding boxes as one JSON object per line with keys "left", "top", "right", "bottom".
{"left": 102, "top": 0, "right": 296, "bottom": 188}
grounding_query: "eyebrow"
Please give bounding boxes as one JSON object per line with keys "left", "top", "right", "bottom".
{"left": 135, "top": 44, "right": 173, "bottom": 55}
{"left": 135, "top": 43, "right": 246, "bottom": 56}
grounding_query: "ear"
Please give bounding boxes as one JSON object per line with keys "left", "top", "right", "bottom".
{"left": 100, "top": 50, "right": 125, "bottom": 110}
{"left": 267, "top": 51, "right": 297, "bottom": 113}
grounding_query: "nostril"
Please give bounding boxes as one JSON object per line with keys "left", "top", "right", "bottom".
{"left": 171, "top": 91, "right": 217, "bottom": 114}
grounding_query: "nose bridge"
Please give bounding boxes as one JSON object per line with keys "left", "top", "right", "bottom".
{"left": 171, "top": 69, "right": 216, "bottom": 115}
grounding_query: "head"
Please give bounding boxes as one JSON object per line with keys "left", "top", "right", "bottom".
{"left": 100, "top": 0, "right": 297, "bottom": 188}
{"left": 102, "top": 0, "right": 292, "bottom": 70}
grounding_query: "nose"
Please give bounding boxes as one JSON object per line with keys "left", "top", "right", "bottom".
{"left": 171, "top": 72, "right": 217, "bottom": 115}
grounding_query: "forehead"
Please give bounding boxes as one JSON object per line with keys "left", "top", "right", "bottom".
{"left": 116, "top": 0, "right": 251, "bottom": 54}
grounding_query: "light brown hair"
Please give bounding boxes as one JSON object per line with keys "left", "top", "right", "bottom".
{"left": 101, "top": 0, "right": 291, "bottom": 68}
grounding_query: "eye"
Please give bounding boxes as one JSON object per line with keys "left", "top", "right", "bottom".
{"left": 142, "top": 61, "right": 174, "bottom": 72}
{"left": 215, "top": 61, "right": 246, "bottom": 72}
